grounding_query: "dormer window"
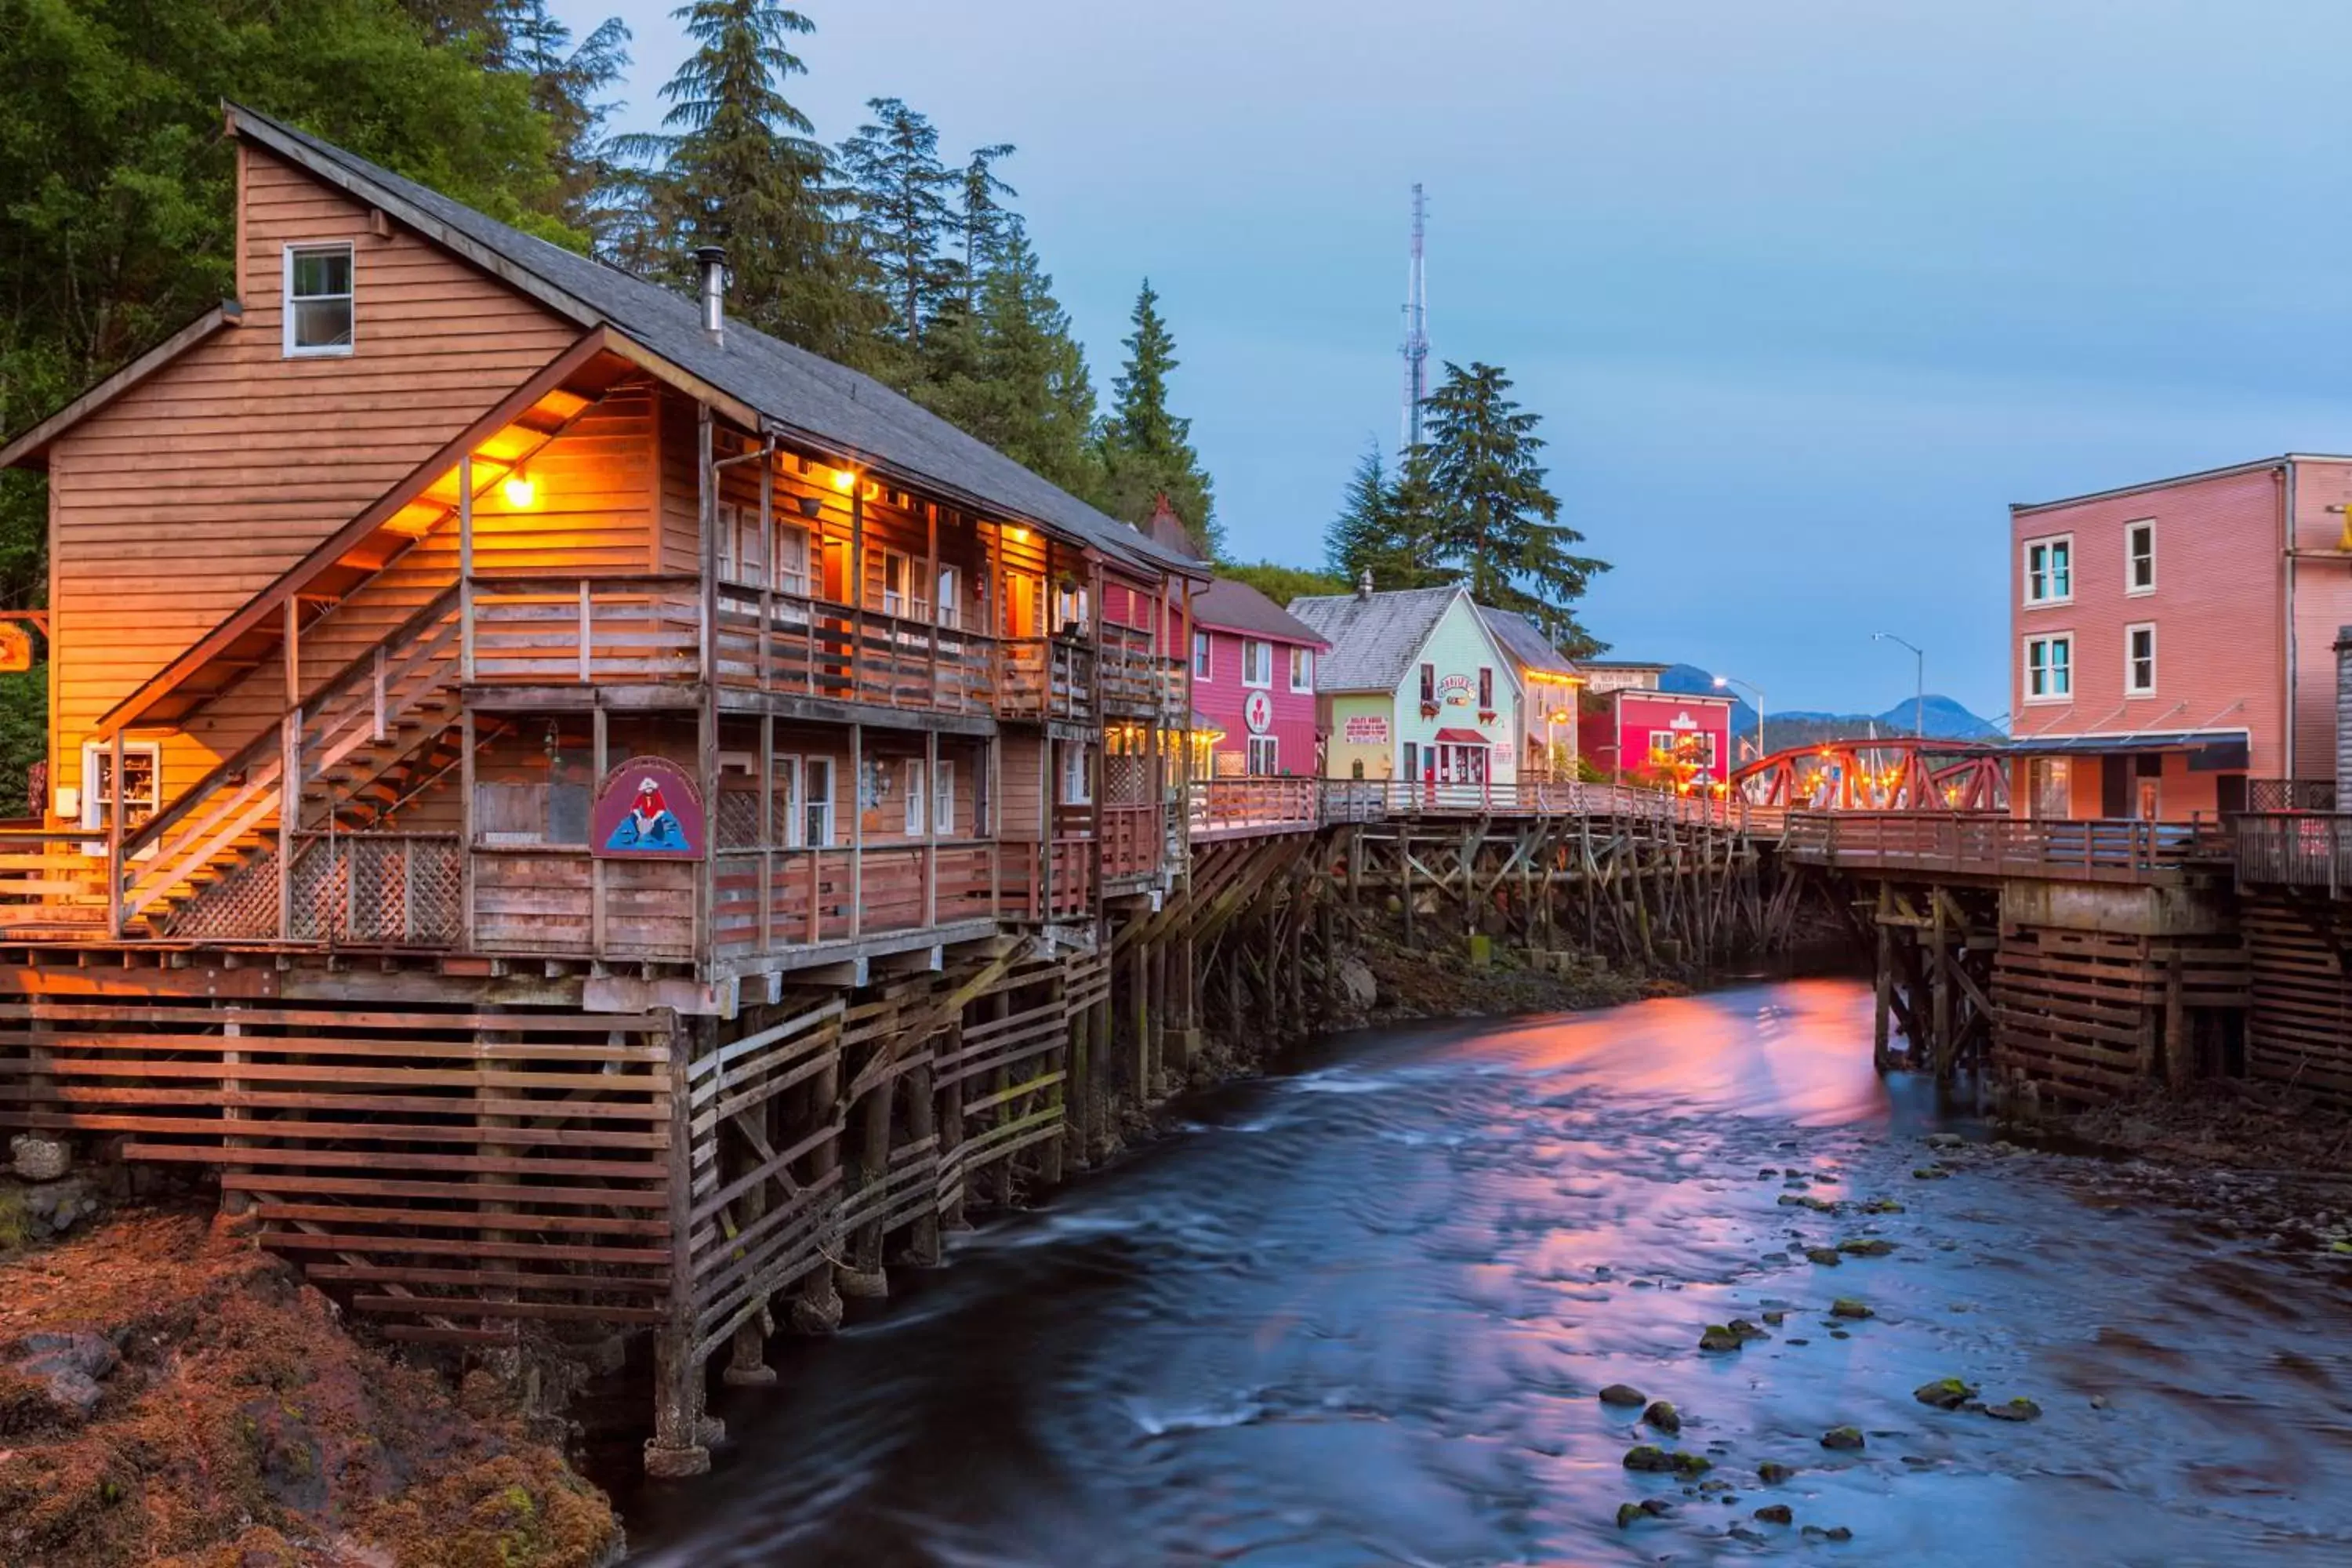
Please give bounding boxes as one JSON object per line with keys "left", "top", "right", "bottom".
{"left": 284, "top": 242, "right": 354, "bottom": 357}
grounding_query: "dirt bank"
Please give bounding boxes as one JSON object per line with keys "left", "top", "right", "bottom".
{"left": 2046, "top": 1080, "right": 2352, "bottom": 1178}
{"left": 0, "top": 1207, "right": 621, "bottom": 1568}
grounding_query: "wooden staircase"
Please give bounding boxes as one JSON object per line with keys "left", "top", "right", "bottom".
{"left": 117, "top": 587, "right": 466, "bottom": 940}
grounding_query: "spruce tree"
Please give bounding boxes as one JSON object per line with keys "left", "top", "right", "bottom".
{"left": 1094, "top": 280, "right": 1218, "bottom": 554}
{"left": 1417, "top": 361, "right": 1608, "bottom": 655}
{"left": 612, "top": 2, "right": 869, "bottom": 361}
{"left": 1324, "top": 441, "right": 1390, "bottom": 582}
{"left": 835, "top": 98, "right": 959, "bottom": 372}
{"left": 495, "top": 2, "right": 632, "bottom": 240}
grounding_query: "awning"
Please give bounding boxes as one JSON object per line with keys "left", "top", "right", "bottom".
{"left": 2005, "top": 729, "right": 2249, "bottom": 770}
{"left": 1433, "top": 727, "right": 1490, "bottom": 745}
{"left": 1189, "top": 710, "right": 1224, "bottom": 737}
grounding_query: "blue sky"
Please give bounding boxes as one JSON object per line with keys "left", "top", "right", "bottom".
{"left": 550, "top": 0, "right": 2352, "bottom": 721}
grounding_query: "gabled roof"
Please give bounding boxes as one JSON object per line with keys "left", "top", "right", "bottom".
{"left": 1192, "top": 577, "right": 1325, "bottom": 645}
{"left": 1475, "top": 605, "right": 1575, "bottom": 677}
{"left": 14, "top": 103, "right": 1196, "bottom": 584}
{"left": 0, "top": 306, "right": 238, "bottom": 469}
{"left": 1285, "top": 584, "right": 1475, "bottom": 692}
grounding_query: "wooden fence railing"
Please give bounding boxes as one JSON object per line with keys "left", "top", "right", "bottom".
{"left": 2234, "top": 812, "right": 2352, "bottom": 891}
{"left": 0, "top": 831, "right": 112, "bottom": 931}
{"left": 1782, "top": 812, "right": 2214, "bottom": 880}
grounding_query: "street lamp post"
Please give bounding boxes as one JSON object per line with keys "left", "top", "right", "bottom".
{"left": 1712, "top": 673, "right": 1766, "bottom": 770}
{"left": 1873, "top": 632, "right": 1925, "bottom": 738}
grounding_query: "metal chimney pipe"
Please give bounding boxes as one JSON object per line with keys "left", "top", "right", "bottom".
{"left": 695, "top": 245, "right": 727, "bottom": 346}
{"left": 2334, "top": 624, "right": 2352, "bottom": 808}
{"left": 1357, "top": 567, "right": 1374, "bottom": 601}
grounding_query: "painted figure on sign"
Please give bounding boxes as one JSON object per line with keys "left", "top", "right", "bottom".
{"left": 605, "top": 775, "right": 691, "bottom": 852}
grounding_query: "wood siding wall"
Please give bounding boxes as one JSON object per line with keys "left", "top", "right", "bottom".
{"left": 45, "top": 145, "right": 576, "bottom": 810}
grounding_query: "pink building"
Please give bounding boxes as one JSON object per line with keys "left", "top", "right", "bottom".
{"left": 1189, "top": 577, "right": 1326, "bottom": 776}
{"left": 2009, "top": 455, "right": 2352, "bottom": 820}
{"left": 1591, "top": 689, "right": 1735, "bottom": 791}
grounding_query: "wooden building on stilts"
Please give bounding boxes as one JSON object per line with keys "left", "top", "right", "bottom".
{"left": 0, "top": 106, "right": 1206, "bottom": 1475}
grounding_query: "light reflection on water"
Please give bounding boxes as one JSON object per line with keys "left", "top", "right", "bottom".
{"left": 612, "top": 979, "right": 2352, "bottom": 1566}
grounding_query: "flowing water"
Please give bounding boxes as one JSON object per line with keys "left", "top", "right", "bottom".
{"left": 608, "top": 978, "right": 2352, "bottom": 1566}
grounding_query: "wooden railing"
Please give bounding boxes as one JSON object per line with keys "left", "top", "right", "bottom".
{"left": 1098, "top": 625, "right": 1179, "bottom": 716}
{"left": 1782, "top": 812, "right": 2212, "bottom": 881}
{"left": 710, "top": 842, "right": 1000, "bottom": 957}
{"left": 1000, "top": 839, "right": 1094, "bottom": 921}
{"left": 1098, "top": 804, "right": 1163, "bottom": 881}
{"left": 999, "top": 636, "right": 1094, "bottom": 723}
{"left": 0, "top": 831, "right": 112, "bottom": 931}
{"left": 468, "top": 574, "right": 700, "bottom": 685}
{"left": 2235, "top": 812, "right": 2352, "bottom": 892}
{"left": 1191, "top": 778, "right": 1322, "bottom": 837}
{"left": 1319, "top": 779, "right": 1776, "bottom": 830}
{"left": 713, "top": 586, "right": 996, "bottom": 713}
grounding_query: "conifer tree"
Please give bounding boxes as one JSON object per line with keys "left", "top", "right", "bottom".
{"left": 835, "top": 98, "right": 958, "bottom": 370}
{"left": 1094, "top": 280, "right": 1219, "bottom": 554}
{"left": 495, "top": 1, "right": 633, "bottom": 238}
{"left": 1417, "top": 361, "right": 1608, "bottom": 654}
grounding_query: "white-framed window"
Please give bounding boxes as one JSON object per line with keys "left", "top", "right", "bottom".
{"left": 774, "top": 523, "right": 811, "bottom": 597}
{"left": 1058, "top": 739, "right": 1093, "bottom": 805}
{"left": 2125, "top": 622, "right": 2157, "bottom": 695}
{"left": 1247, "top": 735, "right": 1279, "bottom": 775}
{"left": 1647, "top": 729, "right": 1679, "bottom": 763}
{"left": 903, "top": 758, "right": 927, "bottom": 834}
{"left": 1053, "top": 581, "right": 1089, "bottom": 634}
{"left": 78, "top": 740, "right": 162, "bottom": 833}
{"left": 2024, "top": 535, "right": 2073, "bottom": 605}
{"left": 936, "top": 565, "right": 961, "bottom": 629}
{"left": 283, "top": 242, "right": 354, "bottom": 357}
{"left": 1241, "top": 639, "right": 1272, "bottom": 688}
{"left": 2029, "top": 757, "right": 2070, "bottom": 820}
{"left": 1478, "top": 666, "right": 1494, "bottom": 709}
{"left": 802, "top": 756, "right": 836, "bottom": 848}
{"left": 2026, "top": 633, "right": 2073, "bottom": 701}
{"left": 1288, "top": 646, "right": 1312, "bottom": 692}
{"left": 880, "top": 550, "right": 914, "bottom": 618}
{"left": 934, "top": 758, "right": 956, "bottom": 836}
{"left": 1192, "top": 630, "right": 1212, "bottom": 681}
{"left": 775, "top": 756, "right": 803, "bottom": 847}
{"left": 2126, "top": 520, "right": 2155, "bottom": 596}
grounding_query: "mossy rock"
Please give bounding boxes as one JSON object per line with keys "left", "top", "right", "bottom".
{"left": 1802, "top": 1524, "right": 1857, "bottom": 1541}
{"left": 1804, "top": 1247, "right": 1844, "bottom": 1267}
{"left": 1641, "top": 1399, "right": 1681, "bottom": 1435}
{"left": 1698, "top": 1325, "right": 1745, "bottom": 1353}
{"left": 1757, "top": 1461, "right": 1795, "bottom": 1484}
{"left": 1624, "top": 1444, "right": 1711, "bottom": 1475}
{"left": 1913, "top": 1377, "right": 1979, "bottom": 1410}
{"left": 1837, "top": 1237, "right": 1896, "bottom": 1257}
{"left": 1820, "top": 1425, "right": 1865, "bottom": 1451}
{"left": 1727, "top": 1318, "right": 1771, "bottom": 1341}
{"left": 1828, "top": 1298, "right": 1874, "bottom": 1319}
{"left": 1754, "top": 1503, "right": 1793, "bottom": 1525}
{"left": 1761, "top": 1309, "right": 1786, "bottom": 1326}
{"left": 1860, "top": 1199, "right": 1906, "bottom": 1214}
{"left": 1616, "top": 1501, "right": 1646, "bottom": 1529}
{"left": 1599, "top": 1383, "right": 1646, "bottom": 1408}
{"left": 1913, "top": 1166, "right": 1952, "bottom": 1181}
{"left": 1984, "top": 1396, "right": 2043, "bottom": 1422}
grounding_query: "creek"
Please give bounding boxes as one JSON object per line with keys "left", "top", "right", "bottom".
{"left": 608, "top": 978, "right": 2352, "bottom": 1566}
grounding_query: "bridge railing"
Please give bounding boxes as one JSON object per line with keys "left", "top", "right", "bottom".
{"left": 1189, "top": 778, "right": 1784, "bottom": 839}
{"left": 1785, "top": 811, "right": 2212, "bottom": 881}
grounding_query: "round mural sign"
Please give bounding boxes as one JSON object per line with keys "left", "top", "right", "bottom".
{"left": 1243, "top": 689, "right": 1273, "bottom": 735}
{"left": 591, "top": 756, "right": 707, "bottom": 860}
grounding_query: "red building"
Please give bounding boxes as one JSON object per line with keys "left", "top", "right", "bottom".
{"left": 1589, "top": 689, "right": 1736, "bottom": 791}
{"left": 1189, "top": 576, "right": 1326, "bottom": 775}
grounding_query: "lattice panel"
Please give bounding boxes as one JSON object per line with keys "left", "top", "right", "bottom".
{"left": 164, "top": 848, "right": 283, "bottom": 941}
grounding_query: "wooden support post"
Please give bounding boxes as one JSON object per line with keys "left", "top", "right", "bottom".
{"left": 646, "top": 1009, "right": 712, "bottom": 1477}
{"left": 849, "top": 721, "right": 864, "bottom": 938}
{"left": 1872, "top": 880, "right": 1895, "bottom": 1073}
{"left": 1931, "top": 887, "right": 1954, "bottom": 1079}
{"left": 841, "top": 1067, "right": 892, "bottom": 1299}
{"left": 724, "top": 1018, "right": 778, "bottom": 1386}
{"left": 458, "top": 452, "right": 475, "bottom": 681}
{"left": 938, "top": 1020, "right": 968, "bottom": 1232}
{"left": 905, "top": 1056, "right": 943, "bottom": 1265}
{"left": 791, "top": 1040, "right": 844, "bottom": 1335}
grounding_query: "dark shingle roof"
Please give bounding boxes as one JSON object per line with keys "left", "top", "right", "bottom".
{"left": 1476, "top": 606, "right": 1576, "bottom": 677}
{"left": 1192, "top": 577, "right": 1325, "bottom": 645}
{"left": 226, "top": 105, "right": 1198, "bottom": 579}
{"left": 1284, "top": 585, "right": 1467, "bottom": 692}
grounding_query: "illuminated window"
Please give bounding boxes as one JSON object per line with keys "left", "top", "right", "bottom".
{"left": 1289, "top": 646, "right": 1312, "bottom": 692}
{"left": 284, "top": 243, "right": 354, "bottom": 356}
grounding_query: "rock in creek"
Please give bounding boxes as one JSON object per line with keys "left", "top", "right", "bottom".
{"left": 1699, "top": 1325, "right": 1746, "bottom": 1352}
{"left": 1820, "top": 1426, "right": 1866, "bottom": 1451}
{"left": 1757, "top": 1461, "right": 1796, "bottom": 1484}
{"left": 1624, "top": 1444, "right": 1711, "bottom": 1475}
{"left": 1914, "top": 1165, "right": 1953, "bottom": 1181}
{"left": 1984, "top": 1396, "right": 2044, "bottom": 1422}
{"left": 1334, "top": 955, "right": 1378, "bottom": 1010}
{"left": 1804, "top": 1247, "right": 1844, "bottom": 1266}
{"left": 1642, "top": 1399, "right": 1682, "bottom": 1435}
{"left": 1829, "top": 1298, "right": 1875, "bottom": 1319}
{"left": 1599, "top": 1383, "right": 1647, "bottom": 1407}
{"left": 1914, "top": 1377, "right": 1980, "bottom": 1410}
{"left": 1803, "top": 1524, "right": 1857, "bottom": 1541}
{"left": 1754, "top": 1503, "right": 1794, "bottom": 1524}
{"left": 1838, "top": 1236, "right": 1897, "bottom": 1257}
{"left": 1860, "top": 1198, "right": 1907, "bottom": 1214}
{"left": 1926, "top": 1133, "right": 1966, "bottom": 1150}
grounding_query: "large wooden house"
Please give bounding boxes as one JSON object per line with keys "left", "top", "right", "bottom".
{"left": 0, "top": 107, "right": 1203, "bottom": 1471}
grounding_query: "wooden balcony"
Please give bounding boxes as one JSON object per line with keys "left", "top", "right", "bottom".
{"left": 1782, "top": 812, "right": 2218, "bottom": 884}
{"left": 712, "top": 843, "right": 1001, "bottom": 958}
{"left": 1191, "top": 778, "right": 1322, "bottom": 840}
{"left": 1098, "top": 804, "right": 1165, "bottom": 883}
{"left": 2235, "top": 812, "right": 2352, "bottom": 892}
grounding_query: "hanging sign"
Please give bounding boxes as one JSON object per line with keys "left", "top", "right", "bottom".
{"left": 1343, "top": 714, "right": 1389, "bottom": 744}
{"left": 1243, "top": 689, "right": 1274, "bottom": 735}
{"left": 592, "top": 757, "right": 706, "bottom": 859}
{"left": 0, "top": 623, "right": 32, "bottom": 674}
{"left": 1436, "top": 673, "right": 1474, "bottom": 705}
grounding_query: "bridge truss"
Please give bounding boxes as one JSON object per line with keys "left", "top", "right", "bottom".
{"left": 1731, "top": 736, "right": 2009, "bottom": 814}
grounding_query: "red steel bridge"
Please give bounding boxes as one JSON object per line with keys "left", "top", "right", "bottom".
{"left": 1730, "top": 736, "right": 2009, "bottom": 814}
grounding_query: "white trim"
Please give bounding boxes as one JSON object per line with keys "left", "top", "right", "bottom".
{"left": 281, "top": 240, "right": 355, "bottom": 358}
{"left": 1192, "top": 630, "right": 1212, "bottom": 681}
{"left": 1246, "top": 734, "right": 1279, "bottom": 775}
{"left": 2024, "top": 631, "right": 2074, "bottom": 702}
{"left": 2124, "top": 621, "right": 2158, "bottom": 696}
{"left": 2022, "top": 532, "right": 2074, "bottom": 607}
{"left": 78, "top": 739, "right": 161, "bottom": 833}
{"left": 1240, "top": 638, "right": 1273, "bottom": 689}
{"left": 2125, "top": 518, "right": 2156, "bottom": 597}
{"left": 902, "top": 757, "right": 927, "bottom": 835}
{"left": 1287, "top": 644, "right": 1312, "bottom": 693}
{"left": 934, "top": 757, "right": 956, "bottom": 836}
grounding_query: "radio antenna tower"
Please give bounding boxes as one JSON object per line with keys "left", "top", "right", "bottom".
{"left": 1399, "top": 183, "right": 1430, "bottom": 450}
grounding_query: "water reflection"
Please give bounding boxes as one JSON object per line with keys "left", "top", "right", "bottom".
{"left": 612, "top": 979, "right": 2352, "bottom": 1566}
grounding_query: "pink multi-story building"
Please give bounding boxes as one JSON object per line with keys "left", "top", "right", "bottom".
{"left": 2009, "top": 454, "right": 2352, "bottom": 820}
{"left": 1188, "top": 577, "right": 1325, "bottom": 776}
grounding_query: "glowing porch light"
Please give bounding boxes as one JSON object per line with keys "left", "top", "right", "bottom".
{"left": 500, "top": 470, "right": 538, "bottom": 509}
{"left": 830, "top": 466, "right": 857, "bottom": 493}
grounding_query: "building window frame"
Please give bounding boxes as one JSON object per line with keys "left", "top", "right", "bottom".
{"left": 1241, "top": 638, "right": 1272, "bottom": 689}
{"left": 2025, "top": 632, "right": 2074, "bottom": 702}
{"left": 1246, "top": 735, "right": 1279, "bottom": 775}
{"left": 2125, "top": 519, "right": 2155, "bottom": 597}
{"left": 78, "top": 739, "right": 162, "bottom": 834}
{"left": 283, "top": 241, "right": 356, "bottom": 358}
{"left": 1058, "top": 739, "right": 1094, "bottom": 806}
{"left": 1192, "top": 630, "right": 1212, "bottom": 681}
{"left": 1288, "top": 645, "right": 1312, "bottom": 693}
{"left": 2023, "top": 533, "right": 2074, "bottom": 607}
{"left": 1477, "top": 666, "right": 1494, "bottom": 709}
{"left": 2124, "top": 621, "right": 2157, "bottom": 696}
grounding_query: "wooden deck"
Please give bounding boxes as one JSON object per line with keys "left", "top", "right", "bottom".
{"left": 1780, "top": 811, "right": 2219, "bottom": 884}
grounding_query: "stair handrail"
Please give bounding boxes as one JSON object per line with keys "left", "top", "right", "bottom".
{"left": 119, "top": 583, "right": 463, "bottom": 867}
